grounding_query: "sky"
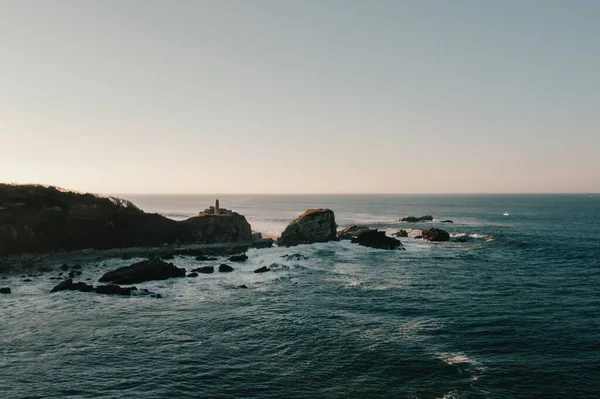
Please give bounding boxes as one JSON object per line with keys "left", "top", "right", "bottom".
{"left": 1, "top": 0, "right": 599, "bottom": 194}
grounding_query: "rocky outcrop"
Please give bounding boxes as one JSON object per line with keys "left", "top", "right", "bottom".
{"left": 99, "top": 257, "right": 186, "bottom": 284}
{"left": 228, "top": 254, "right": 248, "bottom": 262}
{"left": 219, "top": 264, "right": 234, "bottom": 273}
{"left": 192, "top": 266, "right": 214, "bottom": 274}
{"left": 351, "top": 229, "right": 403, "bottom": 250}
{"left": 187, "top": 272, "right": 199, "bottom": 278}
{"left": 0, "top": 184, "right": 253, "bottom": 256}
{"left": 195, "top": 255, "right": 217, "bottom": 261}
{"left": 337, "top": 225, "right": 370, "bottom": 240}
{"left": 277, "top": 209, "right": 337, "bottom": 247}
{"left": 281, "top": 253, "right": 309, "bottom": 261}
{"left": 0, "top": 287, "right": 11, "bottom": 294}
{"left": 441, "top": 220, "right": 454, "bottom": 223}
{"left": 50, "top": 278, "right": 143, "bottom": 296}
{"left": 400, "top": 215, "right": 433, "bottom": 223}
{"left": 422, "top": 228, "right": 450, "bottom": 242}
{"left": 394, "top": 229, "right": 408, "bottom": 237}
{"left": 254, "top": 266, "right": 270, "bottom": 273}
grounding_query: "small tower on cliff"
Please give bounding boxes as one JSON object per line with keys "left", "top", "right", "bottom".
{"left": 215, "top": 199, "right": 221, "bottom": 216}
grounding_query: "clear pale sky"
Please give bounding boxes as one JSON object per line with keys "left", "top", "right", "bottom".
{"left": 1, "top": 1, "right": 598, "bottom": 194}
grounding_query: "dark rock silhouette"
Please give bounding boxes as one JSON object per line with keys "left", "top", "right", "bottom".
{"left": 441, "top": 220, "right": 454, "bottom": 223}
{"left": 195, "top": 255, "right": 218, "bottom": 261}
{"left": 218, "top": 264, "right": 234, "bottom": 273}
{"left": 400, "top": 215, "right": 433, "bottom": 223}
{"left": 50, "top": 279, "right": 94, "bottom": 293}
{"left": 422, "top": 228, "right": 450, "bottom": 242}
{"left": 238, "top": 285, "right": 248, "bottom": 289}
{"left": 337, "top": 225, "right": 370, "bottom": 240}
{"left": 99, "top": 257, "right": 186, "bottom": 284}
{"left": 187, "top": 272, "right": 199, "bottom": 278}
{"left": 278, "top": 209, "right": 337, "bottom": 247}
{"left": 229, "top": 254, "right": 248, "bottom": 262}
{"left": 0, "top": 287, "right": 11, "bottom": 294}
{"left": 60, "top": 264, "right": 69, "bottom": 271}
{"left": 192, "top": 266, "right": 214, "bottom": 274}
{"left": 254, "top": 266, "right": 270, "bottom": 273}
{"left": 351, "top": 229, "right": 403, "bottom": 250}
{"left": 415, "top": 235, "right": 423, "bottom": 239}
{"left": 394, "top": 229, "right": 408, "bottom": 237}
{"left": 94, "top": 284, "right": 138, "bottom": 296}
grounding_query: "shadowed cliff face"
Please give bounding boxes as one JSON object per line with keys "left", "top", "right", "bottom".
{"left": 277, "top": 208, "right": 337, "bottom": 247}
{"left": 0, "top": 184, "right": 252, "bottom": 256}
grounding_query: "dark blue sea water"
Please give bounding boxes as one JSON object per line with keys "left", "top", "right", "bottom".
{"left": 2, "top": 195, "right": 600, "bottom": 398}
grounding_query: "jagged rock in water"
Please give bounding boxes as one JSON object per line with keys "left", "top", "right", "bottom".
{"left": 71, "top": 264, "right": 82, "bottom": 269}
{"left": 394, "top": 229, "right": 408, "bottom": 237}
{"left": 229, "top": 254, "right": 248, "bottom": 262}
{"left": 415, "top": 235, "right": 423, "bottom": 239}
{"left": 351, "top": 229, "right": 403, "bottom": 250}
{"left": 60, "top": 264, "right": 70, "bottom": 271}
{"left": 50, "top": 279, "right": 94, "bottom": 293}
{"left": 99, "top": 257, "right": 186, "bottom": 284}
{"left": 192, "top": 266, "right": 214, "bottom": 274}
{"left": 254, "top": 266, "right": 270, "bottom": 273}
{"left": 238, "top": 285, "right": 248, "bottom": 289}
{"left": 281, "top": 253, "right": 309, "bottom": 261}
{"left": 422, "top": 228, "right": 450, "bottom": 242}
{"left": 277, "top": 209, "right": 337, "bottom": 247}
{"left": 187, "top": 272, "right": 199, "bottom": 278}
{"left": 195, "top": 255, "right": 218, "bottom": 261}
{"left": 94, "top": 284, "right": 138, "bottom": 296}
{"left": 0, "top": 287, "right": 11, "bottom": 294}
{"left": 337, "top": 225, "right": 370, "bottom": 240}
{"left": 441, "top": 220, "right": 454, "bottom": 223}
{"left": 218, "top": 264, "right": 234, "bottom": 273}
{"left": 400, "top": 215, "right": 433, "bottom": 223}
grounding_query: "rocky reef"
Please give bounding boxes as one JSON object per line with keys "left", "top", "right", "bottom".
{"left": 400, "top": 215, "right": 433, "bottom": 223}
{"left": 99, "top": 257, "right": 186, "bottom": 285}
{"left": 351, "top": 229, "right": 403, "bottom": 250}
{"left": 277, "top": 209, "right": 337, "bottom": 247}
{"left": 0, "top": 184, "right": 252, "bottom": 256}
{"left": 337, "top": 225, "right": 370, "bottom": 240}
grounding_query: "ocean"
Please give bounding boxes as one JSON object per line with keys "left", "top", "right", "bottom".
{"left": 2, "top": 194, "right": 599, "bottom": 398}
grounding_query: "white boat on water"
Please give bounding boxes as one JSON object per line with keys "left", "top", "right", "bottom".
{"left": 503, "top": 211, "right": 510, "bottom": 216}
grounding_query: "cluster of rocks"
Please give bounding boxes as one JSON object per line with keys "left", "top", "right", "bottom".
{"left": 351, "top": 229, "right": 403, "bottom": 250}
{"left": 50, "top": 278, "right": 156, "bottom": 297}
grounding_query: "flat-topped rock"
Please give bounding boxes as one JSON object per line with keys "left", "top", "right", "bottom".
{"left": 277, "top": 209, "right": 337, "bottom": 247}
{"left": 99, "top": 257, "right": 186, "bottom": 284}
{"left": 351, "top": 229, "right": 403, "bottom": 250}
{"left": 422, "top": 228, "right": 450, "bottom": 242}
{"left": 400, "top": 215, "right": 433, "bottom": 223}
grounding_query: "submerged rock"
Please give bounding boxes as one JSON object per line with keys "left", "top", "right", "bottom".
{"left": 99, "top": 257, "right": 186, "bottom": 284}
{"left": 254, "top": 266, "right": 270, "bottom": 273}
{"left": 441, "top": 220, "right": 454, "bottom": 223}
{"left": 351, "top": 229, "right": 403, "bottom": 250}
{"left": 60, "top": 264, "right": 70, "bottom": 271}
{"left": 195, "top": 255, "right": 218, "bottom": 261}
{"left": 415, "top": 235, "right": 423, "bottom": 239}
{"left": 422, "top": 228, "right": 450, "bottom": 242}
{"left": 192, "top": 266, "right": 214, "bottom": 274}
{"left": 229, "top": 253, "right": 248, "bottom": 262}
{"left": 394, "top": 229, "right": 408, "bottom": 237}
{"left": 0, "top": 287, "right": 11, "bottom": 294}
{"left": 218, "top": 264, "right": 234, "bottom": 273}
{"left": 278, "top": 209, "right": 337, "bottom": 247}
{"left": 94, "top": 284, "right": 137, "bottom": 296}
{"left": 187, "top": 272, "right": 199, "bottom": 278}
{"left": 337, "top": 225, "right": 370, "bottom": 240}
{"left": 400, "top": 215, "right": 433, "bottom": 223}
{"left": 281, "top": 253, "right": 309, "bottom": 261}
{"left": 238, "top": 285, "right": 248, "bottom": 289}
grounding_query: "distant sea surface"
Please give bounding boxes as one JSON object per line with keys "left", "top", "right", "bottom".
{"left": 2, "top": 194, "right": 600, "bottom": 398}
